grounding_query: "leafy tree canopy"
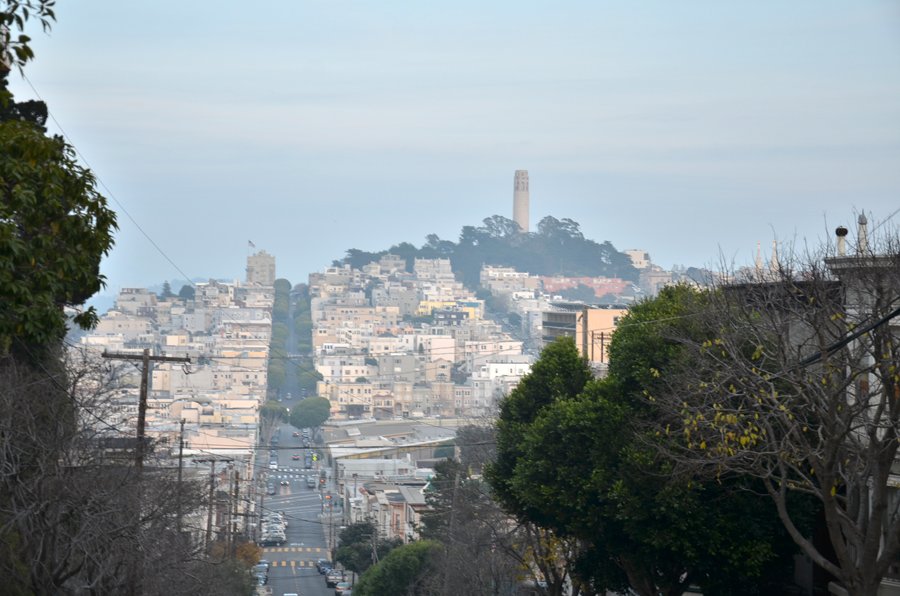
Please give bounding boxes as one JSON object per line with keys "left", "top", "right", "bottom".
{"left": 335, "top": 520, "right": 402, "bottom": 575}
{"left": 0, "top": 110, "right": 116, "bottom": 356}
{"left": 259, "top": 401, "right": 287, "bottom": 424}
{"left": 488, "top": 289, "right": 807, "bottom": 595}
{"left": 353, "top": 540, "right": 441, "bottom": 596}
{"left": 335, "top": 214, "right": 638, "bottom": 289}
{"left": 289, "top": 396, "right": 330, "bottom": 429}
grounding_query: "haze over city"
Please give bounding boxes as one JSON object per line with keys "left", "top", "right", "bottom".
{"left": 8, "top": 0, "right": 900, "bottom": 289}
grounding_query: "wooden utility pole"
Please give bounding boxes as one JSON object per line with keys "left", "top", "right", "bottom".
{"left": 194, "top": 457, "right": 233, "bottom": 551}
{"left": 231, "top": 471, "right": 240, "bottom": 557}
{"left": 176, "top": 419, "right": 185, "bottom": 536}
{"left": 101, "top": 349, "right": 191, "bottom": 471}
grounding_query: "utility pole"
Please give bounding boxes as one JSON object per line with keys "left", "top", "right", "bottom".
{"left": 207, "top": 460, "right": 216, "bottom": 550}
{"left": 193, "top": 457, "right": 233, "bottom": 551}
{"left": 232, "top": 471, "right": 240, "bottom": 557}
{"left": 176, "top": 418, "right": 185, "bottom": 536}
{"left": 101, "top": 349, "right": 191, "bottom": 471}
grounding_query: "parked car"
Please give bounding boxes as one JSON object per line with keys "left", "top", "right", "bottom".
{"left": 334, "top": 581, "right": 352, "bottom": 595}
{"left": 316, "top": 559, "right": 332, "bottom": 574}
{"left": 326, "top": 569, "right": 344, "bottom": 587}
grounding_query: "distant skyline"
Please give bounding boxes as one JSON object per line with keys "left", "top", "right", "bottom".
{"left": 8, "top": 1, "right": 900, "bottom": 292}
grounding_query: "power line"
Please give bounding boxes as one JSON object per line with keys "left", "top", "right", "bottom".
{"left": 18, "top": 73, "right": 197, "bottom": 287}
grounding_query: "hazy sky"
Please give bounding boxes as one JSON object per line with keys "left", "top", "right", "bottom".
{"left": 9, "top": 1, "right": 900, "bottom": 293}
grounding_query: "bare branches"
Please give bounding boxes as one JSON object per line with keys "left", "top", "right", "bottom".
{"left": 652, "top": 232, "right": 900, "bottom": 594}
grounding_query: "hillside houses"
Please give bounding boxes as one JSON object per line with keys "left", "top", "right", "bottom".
{"left": 309, "top": 257, "right": 534, "bottom": 419}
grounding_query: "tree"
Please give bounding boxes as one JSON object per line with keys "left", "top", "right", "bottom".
{"left": 433, "top": 444, "right": 454, "bottom": 459}
{"left": 260, "top": 400, "right": 287, "bottom": 426}
{"left": 353, "top": 540, "right": 442, "bottom": 596}
{"left": 335, "top": 520, "right": 401, "bottom": 576}
{"left": 653, "top": 233, "right": 900, "bottom": 595}
{"left": 159, "top": 280, "right": 174, "bottom": 299}
{"left": 0, "top": 1, "right": 56, "bottom": 73}
{"left": 290, "top": 396, "right": 330, "bottom": 429}
{"left": 489, "top": 290, "right": 806, "bottom": 595}
{"left": 178, "top": 284, "right": 196, "bottom": 301}
{"left": 419, "top": 458, "right": 527, "bottom": 595}
{"left": 0, "top": 349, "right": 242, "bottom": 595}
{"left": 558, "top": 283, "right": 597, "bottom": 303}
{"left": 0, "top": 115, "right": 116, "bottom": 355}
{"left": 488, "top": 338, "right": 591, "bottom": 520}
{"left": 273, "top": 277, "right": 292, "bottom": 295}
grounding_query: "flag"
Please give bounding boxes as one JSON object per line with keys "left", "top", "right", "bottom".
{"left": 248, "top": 240, "right": 255, "bottom": 248}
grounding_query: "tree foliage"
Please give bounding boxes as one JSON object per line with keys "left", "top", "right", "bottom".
{"left": 353, "top": 540, "right": 442, "bottom": 596}
{"left": 336, "top": 214, "right": 638, "bottom": 289}
{"left": 419, "top": 458, "right": 527, "bottom": 595}
{"left": 0, "top": 1, "right": 56, "bottom": 72}
{"left": 335, "top": 520, "right": 401, "bottom": 575}
{"left": 178, "top": 284, "right": 195, "bottom": 301}
{"left": 652, "top": 239, "right": 900, "bottom": 595}
{"left": 488, "top": 338, "right": 591, "bottom": 522}
{"left": 0, "top": 114, "right": 116, "bottom": 355}
{"left": 489, "top": 289, "right": 806, "bottom": 595}
{"left": 289, "top": 396, "right": 330, "bottom": 429}
{"left": 0, "top": 350, "right": 248, "bottom": 594}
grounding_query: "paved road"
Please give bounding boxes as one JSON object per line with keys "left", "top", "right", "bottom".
{"left": 258, "top": 423, "right": 342, "bottom": 596}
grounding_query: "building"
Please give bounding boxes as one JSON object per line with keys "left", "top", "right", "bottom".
{"left": 246, "top": 250, "right": 276, "bottom": 286}
{"left": 542, "top": 303, "right": 627, "bottom": 364}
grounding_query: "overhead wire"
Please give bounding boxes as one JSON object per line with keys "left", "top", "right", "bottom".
{"left": 18, "top": 72, "right": 198, "bottom": 288}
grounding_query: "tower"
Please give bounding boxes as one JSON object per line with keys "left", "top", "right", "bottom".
{"left": 513, "top": 170, "right": 529, "bottom": 233}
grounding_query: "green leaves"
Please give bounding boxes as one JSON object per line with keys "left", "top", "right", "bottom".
{"left": 0, "top": 118, "right": 116, "bottom": 356}
{"left": 0, "top": 1, "right": 57, "bottom": 70}
{"left": 289, "top": 396, "right": 330, "bottom": 429}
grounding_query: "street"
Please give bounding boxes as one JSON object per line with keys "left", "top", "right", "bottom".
{"left": 257, "top": 421, "right": 341, "bottom": 596}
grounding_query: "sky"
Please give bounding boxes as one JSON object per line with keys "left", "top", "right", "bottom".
{"left": 9, "top": 1, "right": 900, "bottom": 294}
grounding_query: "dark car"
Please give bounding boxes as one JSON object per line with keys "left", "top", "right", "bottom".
{"left": 316, "top": 559, "right": 332, "bottom": 574}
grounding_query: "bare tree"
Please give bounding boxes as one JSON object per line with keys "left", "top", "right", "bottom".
{"left": 0, "top": 348, "right": 250, "bottom": 595}
{"left": 655, "top": 224, "right": 900, "bottom": 595}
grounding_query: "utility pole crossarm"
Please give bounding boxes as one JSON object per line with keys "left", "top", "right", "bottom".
{"left": 101, "top": 349, "right": 192, "bottom": 471}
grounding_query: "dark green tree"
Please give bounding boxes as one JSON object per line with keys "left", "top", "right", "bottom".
{"left": 487, "top": 337, "right": 591, "bottom": 522}
{"left": 178, "top": 284, "right": 195, "bottom": 301}
{"left": 289, "top": 396, "right": 330, "bottom": 429}
{"left": 334, "top": 520, "right": 401, "bottom": 576}
{"left": 159, "top": 281, "right": 174, "bottom": 299}
{"left": 490, "top": 286, "right": 807, "bottom": 595}
{"left": 259, "top": 401, "right": 287, "bottom": 424}
{"left": 432, "top": 444, "right": 454, "bottom": 459}
{"left": 0, "top": 115, "right": 116, "bottom": 356}
{"left": 353, "top": 540, "right": 441, "bottom": 596}
{"left": 0, "top": 2, "right": 56, "bottom": 73}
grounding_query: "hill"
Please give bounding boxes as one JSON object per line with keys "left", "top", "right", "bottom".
{"left": 335, "top": 215, "right": 638, "bottom": 287}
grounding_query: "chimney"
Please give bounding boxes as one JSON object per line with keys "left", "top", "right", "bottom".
{"left": 835, "top": 226, "right": 848, "bottom": 256}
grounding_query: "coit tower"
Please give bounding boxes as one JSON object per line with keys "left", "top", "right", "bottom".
{"left": 513, "top": 170, "right": 529, "bottom": 233}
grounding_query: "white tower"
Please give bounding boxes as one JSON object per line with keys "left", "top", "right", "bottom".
{"left": 513, "top": 170, "right": 529, "bottom": 233}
